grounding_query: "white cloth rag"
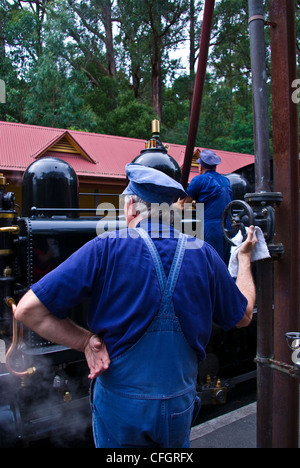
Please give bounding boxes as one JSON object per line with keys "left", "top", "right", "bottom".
{"left": 228, "top": 226, "right": 271, "bottom": 278}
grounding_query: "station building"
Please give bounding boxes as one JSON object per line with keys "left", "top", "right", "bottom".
{"left": 0, "top": 121, "right": 255, "bottom": 209}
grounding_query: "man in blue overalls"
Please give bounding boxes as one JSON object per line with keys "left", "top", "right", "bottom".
{"left": 180, "top": 149, "right": 233, "bottom": 263}
{"left": 15, "top": 163, "right": 257, "bottom": 448}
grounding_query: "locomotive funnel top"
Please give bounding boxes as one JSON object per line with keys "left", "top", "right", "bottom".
{"left": 22, "top": 157, "right": 79, "bottom": 218}
{"left": 132, "top": 120, "right": 181, "bottom": 182}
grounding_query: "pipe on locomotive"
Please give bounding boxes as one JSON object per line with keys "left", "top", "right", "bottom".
{"left": 5, "top": 297, "right": 36, "bottom": 378}
{"left": 181, "top": 0, "right": 216, "bottom": 189}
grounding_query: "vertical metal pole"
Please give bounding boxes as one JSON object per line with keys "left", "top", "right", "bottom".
{"left": 248, "top": 0, "right": 273, "bottom": 448}
{"left": 181, "top": 0, "right": 215, "bottom": 189}
{"left": 255, "top": 260, "right": 274, "bottom": 448}
{"left": 248, "top": 0, "right": 271, "bottom": 192}
{"left": 269, "top": 0, "right": 300, "bottom": 448}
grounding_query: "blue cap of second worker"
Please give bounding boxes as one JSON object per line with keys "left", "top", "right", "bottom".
{"left": 122, "top": 163, "right": 187, "bottom": 204}
{"left": 197, "top": 149, "right": 221, "bottom": 168}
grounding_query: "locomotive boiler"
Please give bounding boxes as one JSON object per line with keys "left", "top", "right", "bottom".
{"left": 0, "top": 153, "right": 257, "bottom": 447}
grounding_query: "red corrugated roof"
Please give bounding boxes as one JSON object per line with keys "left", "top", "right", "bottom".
{"left": 0, "top": 121, "right": 254, "bottom": 182}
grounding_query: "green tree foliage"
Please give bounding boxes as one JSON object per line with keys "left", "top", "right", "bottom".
{"left": 24, "top": 51, "right": 97, "bottom": 129}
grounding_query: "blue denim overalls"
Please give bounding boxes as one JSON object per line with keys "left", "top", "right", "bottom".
{"left": 90, "top": 228, "right": 199, "bottom": 448}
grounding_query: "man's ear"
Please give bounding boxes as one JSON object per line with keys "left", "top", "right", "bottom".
{"left": 125, "top": 196, "right": 141, "bottom": 228}
{"left": 127, "top": 197, "right": 139, "bottom": 217}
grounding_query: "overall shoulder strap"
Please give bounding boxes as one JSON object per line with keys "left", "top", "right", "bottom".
{"left": 135, "top": 227, "right": 167, "bottom": 294}
{"left": 160, "top": 232, "right": 187, "bottom": 315}
{"left": 135, "top": 228, "right": 187, "bottom": 315}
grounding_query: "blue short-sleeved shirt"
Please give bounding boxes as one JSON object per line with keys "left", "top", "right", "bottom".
{"left": 187, "top": 171, "right": 233, "bottom": 260}
{"left": 31, "top": 220, "right": 247, "bottom": 361}
{"left": 187, "top": 171, "right": 232, "bottom": 221}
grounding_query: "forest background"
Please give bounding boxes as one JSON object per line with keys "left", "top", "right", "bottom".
{"left": 0, "top": 0, "right": 299, "bottom": 155}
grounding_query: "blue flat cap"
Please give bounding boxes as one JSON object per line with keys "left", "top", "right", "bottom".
{"left": 197, "top": 149, "right": 221, "bottom": 168}
{"left": 122, "top": 163, "right": 187, "bottom": 204}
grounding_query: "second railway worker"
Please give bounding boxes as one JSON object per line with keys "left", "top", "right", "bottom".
{"left": 15, "top": 163, "right": 256, "bottom": 448}
{"left": 179, "top": 149, "right": 233, "bottom": 263}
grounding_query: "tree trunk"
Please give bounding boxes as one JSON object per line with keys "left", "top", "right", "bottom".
{"left": 0, "top": 17, "right": 5, "bottom": 61}
{"left": 152, "top": 56, "right": 162, "bottom": 119}
{"left": 101, "top": 0, "right": 117, "bottom": 77}
{"left": 189, "top": 0, "right": 196, "bottom": 112}
{"left": 132, "top": 62, "right": 141, "bottom": 99}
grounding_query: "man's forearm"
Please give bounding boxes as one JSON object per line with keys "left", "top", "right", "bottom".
{"left": 14, "top": 289, "right": 93, "bottom": 353}
{"left": 15, "top": 289, "right": 110, "bottom": 379}
{"left": 235, "top": 254, "right": 256, "bottom": 327}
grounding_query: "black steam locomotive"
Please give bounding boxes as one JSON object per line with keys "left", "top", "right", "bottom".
{"left": 0, "top": 149, "right": 257, "bottom": 447}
